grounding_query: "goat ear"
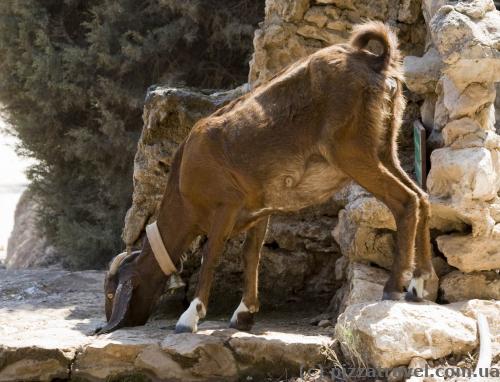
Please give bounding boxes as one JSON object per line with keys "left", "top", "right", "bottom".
{"left": 96, "top": 279, "right": 134, "bottom": 334}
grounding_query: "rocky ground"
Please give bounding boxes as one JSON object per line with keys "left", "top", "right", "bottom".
{"left": 0, "top": 269, "right": 336, "bottom": 381}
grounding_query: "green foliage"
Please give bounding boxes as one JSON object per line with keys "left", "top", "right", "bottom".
{"left": 0, "top": 0, "right": 263, "bottom": 269}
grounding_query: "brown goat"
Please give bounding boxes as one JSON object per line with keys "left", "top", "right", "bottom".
{"left": 98, "top": 22, "right": 433, "bottom": 334}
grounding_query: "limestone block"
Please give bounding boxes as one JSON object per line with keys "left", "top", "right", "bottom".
{"left": 440, "top": 270, "right": 500, "bottom": 302}
{"left": 398, "top": 0, "right": 422, "bottom": 24}
{"left": 427, "top": 147, "right": 500, "bottom": 202}
{"left": 332, "top": 262, "right": 389, "bottom": 315}
{"left": 442, "top": 78, "right": 496, "bottom": 120}
{"left": 420, "top": 95, "right": 437, "bottom": 130}
{"left": 330, "top": 261, "right": 438, "bottom": 317}
{"left": 161, "top": 333, "right": 237, "bottom": 378}
{"left": 335, "top": 301, "right": 477, "bottom": 369}
{"left": 249, "top": 23, "right": 313, "bottom": 84}
{"left": 433, "top": 80, "right": 448, "bottom": 131}
{"left": 437, "top": 233, "right": 500, "bottom": 272}
{"left": 228, "top": 330, "right": 332, "bottom": 375}
{"left": 431, "top": 8, "right": 500, "bottom": 84}
{"left": 265, "top": 0, "right": 310, "bottom": 23}
{"left": 333, "top": 197, "right": 396, "bottom": 270}
{"left": 326, "top": 20, "right": 351, "bottom": 32}
{"left": 454, "top": 0, "right": 496, "bottom": 20}
{"left": 296, "top": 24, "right": 345, "bottom": 44}
{"left": 304, "top": 6, "right": 328, "bottom": 27}
{"left": 404, "top": 48, "right": 442, "bottom": 94}
{"left": 315, "top": 0, "right": 355, "bottom": 10}
{"left": 429, "top": 196, "right": 498, "bottom": 237}
{"left": 422, "top": 0, "right": 447, "bottom": 24}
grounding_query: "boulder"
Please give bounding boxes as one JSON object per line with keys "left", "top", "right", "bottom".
{"left": 440, "top": 117, "right": 500, "bottom": 149}
{"left": 330, "top": 261, "right": 438, "bottom": 316}
{"left": 398, "top": 0, "right": 421, "bottom": 23}
{"left": 333, "top": 195, "right": 396, "bottom": 270}
{"left": 122, "top": 86, "right": 248, "bottom": 249}
{"left": 429, "top": 196, "right": 497, "bottom": 237}
{"left": 442, "top": 78, "right": 496, "bottom": 121}
{"left": 5, "top": 189, "right": 58, "bottom": 269}
{"left": 430, "top": 7, "right": 500, "bottom": 85}
{"left": 440, "top": 270, "right": 500, "bottom": 302}
{"left": 427, "top": 147, "right": 500, "bottom": 202}
{"left": 335, "top": 301, "right": 478, "bottom": 369}
{"left": 404, "top": 48, "right": 442, "bottom": 95}
{"left": 329, "top": 262, "right": 389, "bottom": 315}
{"left": 436, "top": 233, "right": 500, "bottom": 272}
{"left": 266, "top": 0, "right": 310, "bottom": 22}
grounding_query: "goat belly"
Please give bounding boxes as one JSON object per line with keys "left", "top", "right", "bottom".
{"left": 263, "top": 160, "right": 349, "bottom": 211}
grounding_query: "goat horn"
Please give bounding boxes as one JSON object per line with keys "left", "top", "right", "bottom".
{"left": 95, "top": 279, "right": 134, "bottom": 335}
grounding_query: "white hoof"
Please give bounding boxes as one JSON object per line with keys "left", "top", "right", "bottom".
{"left": 230, "top": 301, "right": 250, "bottom": 326}
{"left": 175, "top": 298, "right": 205, "bottom": 333}
{"left": 406, "top": 277, "right": 426, "bottom": 301}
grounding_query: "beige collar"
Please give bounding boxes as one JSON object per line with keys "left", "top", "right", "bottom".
{"left": 146, "top": 221, "right": 177, "bottom": 275}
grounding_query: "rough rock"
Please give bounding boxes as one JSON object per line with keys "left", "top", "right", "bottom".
{"left": 449, "top": 299, "right": 500, "bottom": 358}
{"left": 266, "top": 0, "right": 310, "bottom": 22}
{"left": 5, "top": 189, "right": 58, "bottom": 269}
{"left": 329, "top": 262, "right": 389, "bottom": 316}
{"left": 441, "top": 117, "right": 500, "bottom": 149}
{"left": 436, "top": 233, "right": 500, "bottom": 272}
{"left": 122, "top": 86, "right": 248, "bottom": 249}
{"left": 335, "top": 301, "right": 478, "bottom": 369}
{"left": 442, "top": 78, "right": 496, "bottom": 121}
{"left": 330, "top": 261, "right": 438, "bottom": 316}
{"left": 398, "top": 0, "right": 422, "bottom": 23}
{"left": 0, "top": 269, "right": 335, "bottom": 381}
{"left": 427, "top": 147, "right": 500, "bottom": 202}
{"left": 430, "top": 6, "right": 500, "bottom": 85}
{"left": 333, "top": 195, "right": 396, "bottom": 270}
{"left": 440, "top": 270, "right": 500, "bottom": 302}
{"left": 404, "top": 48, "right": 442, "bottom": 94}
{"left": 122, "top": 85, "right": 342, "bottom": 311}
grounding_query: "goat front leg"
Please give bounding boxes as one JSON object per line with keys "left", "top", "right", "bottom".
{"left": 230, "top": 216, "right": 269, "bottom": 331}
{"left": 336, "top": 156, "right": 419, "bottom": 300}
{"left": 175, "top": 206, "right": 239, "bottom": 333}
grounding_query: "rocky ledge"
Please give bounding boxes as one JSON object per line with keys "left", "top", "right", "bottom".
{"left": 0, "top": 269, "right": 333, "bottom": 381}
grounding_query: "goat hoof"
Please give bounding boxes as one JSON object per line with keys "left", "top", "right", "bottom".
{"left": 229, "top": 312, "right": 255, "bottom": 332}
{"left": 174, "top": 324, "right": 196, "bottom": 334}
{"left": 382, "top": 291, "right": 403, "bottom": 301}
{"left": 405, "top": 289, "right": 424, "bottom": 303}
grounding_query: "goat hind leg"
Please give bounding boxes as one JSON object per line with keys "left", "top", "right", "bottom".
{"left": 230, "top": 216, "right": 269, "bottom": 331}
{"left": 175, "top": 206, "right": 239, "bottom": 333}
{"left": 380, "top": 152, "right": 433, "bottom": 301}
{"left": 337, "top": 159, "right": 419, "bottom": 300}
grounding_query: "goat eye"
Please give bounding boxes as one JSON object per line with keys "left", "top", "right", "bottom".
{"left": 107, "top": 293, "right": 114, "bottom": 300}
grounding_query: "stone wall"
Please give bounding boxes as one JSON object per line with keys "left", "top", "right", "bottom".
{"left": 248, "top": 0, "right": 426, "bottom": 86}
{"left": 405, "top": 0, "right": 500, "bottom": 302}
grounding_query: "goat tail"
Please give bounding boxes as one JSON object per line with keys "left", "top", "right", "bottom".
{"left": 349, "top": 21, "right": 399, "bottom": 72}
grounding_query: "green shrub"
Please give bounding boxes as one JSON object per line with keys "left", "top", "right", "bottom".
{"left": 0, "top": 0, "right": 263, "bottom": 269}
